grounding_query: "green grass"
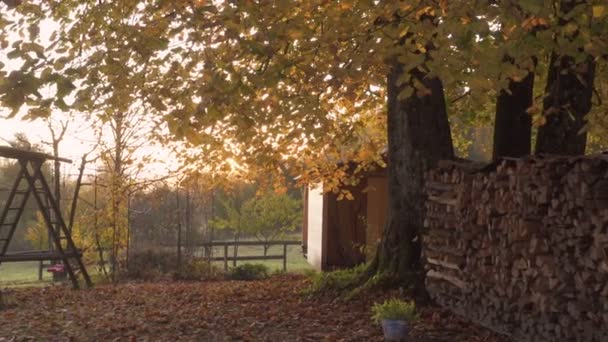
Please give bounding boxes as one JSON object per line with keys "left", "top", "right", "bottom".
{"left": 1, "top": 242, "right": 313, "bottom": 287}
{"left": 0, "top": 261, "right": 53, "bottom": 287}
{"left": 198, "top": 244, "right": 312, "bottom": 273}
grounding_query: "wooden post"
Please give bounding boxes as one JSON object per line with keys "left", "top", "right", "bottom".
{"left": 126, "top": 193, "right": 130, "bottom": 269}
{"left": 283, "top": 243, "right": 287, "bottom": 272}
{"left": 176, "top": 187, "right": 182, "bottom": 273}
{"left": 233, "top": 242, "right": 237, "bottom": 267}
{"left": 223, "top": 244, "right": 228, "bottom": 271}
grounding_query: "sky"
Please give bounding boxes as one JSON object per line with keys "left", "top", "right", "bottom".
{"left": 1, "top": 116, "right": 93, "bottom": 159}
{"left": 0, "top": 9, "right": 179, "bottom": 182}
{"left": 0, "top": 113, "right": 179, "bottom": 182}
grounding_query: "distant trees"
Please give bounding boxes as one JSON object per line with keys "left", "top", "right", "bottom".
{"left": 211, "top": 186, "right": 302, "bottom": 255}
{"left": 24, "top": 212, "right": 48, "bottom": 250}
{"left": 246, "top": 192, "right": 302, "bottom": 256}
{"left": 210, "top": 184, "right": 256, "bottom": 250}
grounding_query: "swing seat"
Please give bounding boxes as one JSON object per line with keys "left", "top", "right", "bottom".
{"left": 47, "top": 264, "right": 65, "bottom": 273}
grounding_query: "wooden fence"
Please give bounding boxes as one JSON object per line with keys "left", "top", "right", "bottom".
{"left": 195, "top": 240, "right": 302, "bottom": 271}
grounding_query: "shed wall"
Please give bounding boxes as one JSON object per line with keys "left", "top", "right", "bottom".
{"left": 306, "top": 185, "right": 325, "bottom": 270}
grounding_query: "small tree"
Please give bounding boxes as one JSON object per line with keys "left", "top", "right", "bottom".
{"left": 210, "top": 195, "right": 251, "bottom": 255}
{"left": 210, "top": 188, "right": 302, "bottom": 256}
{"left": 245, "top": 192, "right": 301, "bottom": 256}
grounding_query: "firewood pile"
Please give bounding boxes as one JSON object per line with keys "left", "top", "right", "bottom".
{"left": 423, "top": 155, "right": 608, "bottom": 342}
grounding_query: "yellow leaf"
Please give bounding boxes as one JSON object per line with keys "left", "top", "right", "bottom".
{"left": 400, "top": 4, "right": 412, "bottom": 11}
{"left": 593, "top": 5, "right": 605, "bottom": 18}
{"left": 564, "top": 23, "right": 578, "bottom": 35}
{"left": 526, "top": 104, "right": 540, "bottom": 115}
{"left": 287, "top": 28, "right": 304, "bottom": 39}
{"left": 416, "top": 6, "right": 435, "bottom": 20}
{"left": 339, "top": 1, "right": 352, "bottom": 10}
{"left": 535, "top": 115, "right": 547, "bottom": 127}
{"left": 398, "top": 26, "right": 410, "bottom": 38}
{"left": 522, "top": 16, "right": 547, "bottom": 31}
{"left": 439, "top": 0, "right": 448, "bottom": 15}
{"left": 416, "top": 43, "right": 427, "bottom": 53}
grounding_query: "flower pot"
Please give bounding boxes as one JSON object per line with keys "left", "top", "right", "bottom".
{"left": 381, "top": 319, "right": 409, "bottom": 341}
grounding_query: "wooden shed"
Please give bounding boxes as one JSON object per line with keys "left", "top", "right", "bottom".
{"left": 302, "top": 168, "right": 388, "bottom": 271}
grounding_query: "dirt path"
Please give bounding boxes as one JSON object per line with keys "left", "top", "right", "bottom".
{"left": 0, "top": 275, "right": 510, "bottom": 341}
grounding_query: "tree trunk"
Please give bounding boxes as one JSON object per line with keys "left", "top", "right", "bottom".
{"left": 369, "top": 63, "right": 454, "bottom": 286}
{"left": 51, "top": 141, "right": 64, "bottom": 281}
{"left": 535, "top": 53, "right": 595, "bottom": 155}
{"left": 493, "top": 60, "right": 534, "bottom": 160}
{"left": 2, "top": 0, "right": 21, "bottom": 7}
{"left": 176, "top": 187, "right": 182, "bottom": 273}
{"left": 94, "top": 231, "right": 109, "bottom": 278}
{"left": 93, "top": 175, "right": 108, "bottom": 277}
{"left": 111, "top": 112, "right": 125, "bottom": 282}
{"left": 535, "top": 0, "right": 596, "bottom": 155}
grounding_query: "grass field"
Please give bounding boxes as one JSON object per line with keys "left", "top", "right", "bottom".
{"left": 0, "top": 261, "right": 53, "bottom": 286}
{"left": 1, "top": 244, "right": 312, "bottom": 287}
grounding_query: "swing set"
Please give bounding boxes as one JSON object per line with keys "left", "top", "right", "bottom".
{"left": 0, "top": 146, "right": 91, "bottom": 289}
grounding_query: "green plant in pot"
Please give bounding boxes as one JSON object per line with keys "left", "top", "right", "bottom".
{"left": 371, "top": 299, "right": 419, "bottom": 341}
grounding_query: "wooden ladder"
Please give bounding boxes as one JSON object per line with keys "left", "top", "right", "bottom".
{"left": 0, "top": 158, "right": 92, "bottom": 289}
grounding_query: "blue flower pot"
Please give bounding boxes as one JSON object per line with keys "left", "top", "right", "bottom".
{"left": 381, "top": 319, "right": 409, "bottom": 341}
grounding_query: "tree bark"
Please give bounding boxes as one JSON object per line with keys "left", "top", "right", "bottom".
{"left": 369, "top": 63, "right": 454, "bottom": 286}
{"left": 1, "top": 0, "right": 21, "bottom": 7}
{"left": 535, "top": 0, "right": 596, "bottom": 155}
{"left": 535, "top": 53, "right": 595, "bottom": 155}
{"left": 493, "top": 59, "right": 534, "bottom": 160}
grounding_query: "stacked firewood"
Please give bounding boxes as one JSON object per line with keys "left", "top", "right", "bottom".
{"left": 423, "top": 155, "right": 608, "bottom": 342}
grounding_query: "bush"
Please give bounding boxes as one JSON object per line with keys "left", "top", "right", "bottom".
{"left": 124, "top": 250, "right": 177, "bottom": 280}
{"left": 174, "top": 259, "right": 223, "bottom": 281}
{"left": 371, "top": 299, "right": 419, "bottom": 323}
{"left": 304, "top": 263, "right": 367, "bottom": 295}
{"left": 229, "top": 263, "right": 269, "bottom": 281}
{"left": 124, "top": 250, "right": 223, "bottom": 281}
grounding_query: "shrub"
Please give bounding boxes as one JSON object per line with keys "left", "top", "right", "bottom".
{"left": 174, "top": 259, "right": 223, "bottom": 281}
{"left": 371, "top": 299, "right": 419, "bottom": 323}
{"left": 304, "top": 263, "right": 367, "bottom": 295}
{"left": 124, "top": 250, "right": 223, "bottom": 281}
{"left": 124, "top": 250, "right": 177, "bottom": 280}
{"left": 229, "top": 263, "right": 269, "bottom": 281}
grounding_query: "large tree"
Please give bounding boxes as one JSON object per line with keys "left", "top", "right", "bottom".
{"left": 535, "top": 0, "right": 597, "bottom": 155}
{"left": 1, "top": 0, "right": 607, "bottom": 288}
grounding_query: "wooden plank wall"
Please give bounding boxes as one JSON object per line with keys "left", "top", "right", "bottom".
{"left": 324, "top": 181, "right": 368, "bottom": 269}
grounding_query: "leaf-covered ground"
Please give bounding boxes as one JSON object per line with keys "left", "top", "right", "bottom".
{"left": 1, "top": 275, "right": 511, "bottom": 341}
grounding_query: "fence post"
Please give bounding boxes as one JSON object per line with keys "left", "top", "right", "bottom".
{"left": 233, "top": 242, "right": 237, "bottom": 267}
{"left": 223, "top": 244, "right": 228, "bottom": 271}
{"left": 283, "top": 243, "right": 287, "bottom": 272}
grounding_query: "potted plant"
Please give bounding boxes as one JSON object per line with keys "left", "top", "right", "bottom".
{"left": 371, "top": 299, "right": 419, "bottom": 341}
